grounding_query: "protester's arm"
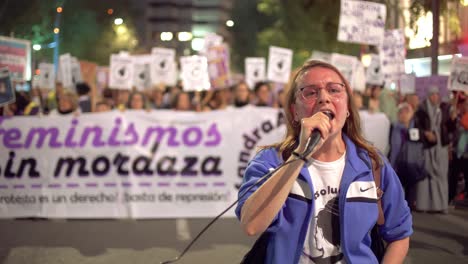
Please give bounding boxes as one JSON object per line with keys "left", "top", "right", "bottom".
{"left": 240, "top": 155, "right": 304, "bottom": 236}
{"left": 382, "top": 237, "right": 409, "bottom": 264}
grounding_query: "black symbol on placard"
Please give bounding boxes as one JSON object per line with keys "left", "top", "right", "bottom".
{"left": 72, "top": 75, "right": 76, "bottom": 84}
{"left": 277, "top": 60, "right": 283, "bottom": 70}
{"left": 458, "top": 71, "right": 468, "bottom": 85}
{"left": 44, "top": 72, "right": 49, "bottom": 79}
{"left": 374, "top": 67, "right": 380, "bottom": 74}
{"left": 253, "top": 69, "right": 259, "bottom": 77}
{"left": 160, "top": 60, "right": 166, "bottom": 69}
{"left": 119, "top": 67, "right": 126, "bottom": 77}
{"left": 139, "top": 72, "right": 146, "bottom": 80}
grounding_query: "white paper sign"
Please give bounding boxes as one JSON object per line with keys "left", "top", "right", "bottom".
{"left": 352, "top": 61, "right": 366, "bottom": 92}
{"left": 448, "top": 56, "right": 468, "bottom": 92}
{"left": 267, "top": 46, "right": 293, "bottom": 84}
{"left": 71, "top": 57, "right": 82, "bottom": 86}
{"left": 245, "top": 57, "right": 266, "bottom": 89}
{"left": 180, "top": 55, "right": 210, "bottom": 91}
{"left": 39, "top": 63, "right": 55, "bottom": 90}
{"left": 151, "top": 47, "right": 177, "bottom": 86}
{"left": 310, "top": 51, "right": 331, "bottom": 63}
{"left": 59, "top": 53, "right": 73, "bottom": 88}
{"left": 366, "top": 54, "right": 384, "bottom": 86}
{"left": 380, "top": 29, "right": 406, "bottom": 84}
{"left": 109, "top": 54, "right": 134, "bottom": 90}
{"left": 133, "top": 55, "right": 152, "bottom": 91}
{"left": 337, "top": 0, "right": 387, "bottom": 45}
{"left": 201, "top": 33, "right": 223, "bottom": 55}
{"left": 399, "top": 74, "right": 416, "bottom": 94}
{"left": 331, "top": 53, "right": 358, "bottom": 86}
{"left": 359, "top": 110, "right": 390, "bottom": 154}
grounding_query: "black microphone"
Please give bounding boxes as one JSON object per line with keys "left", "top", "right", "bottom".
{"left": 301, "top": 111, "right": 335, "bottom": 158}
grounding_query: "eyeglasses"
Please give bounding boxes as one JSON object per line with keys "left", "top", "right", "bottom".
{"left": 298, "top": 82, "right": 346, "bottom": 102}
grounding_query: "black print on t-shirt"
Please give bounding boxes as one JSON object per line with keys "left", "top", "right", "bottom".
{"left": 307, "top": 197, "right": 344, "bottom": 264}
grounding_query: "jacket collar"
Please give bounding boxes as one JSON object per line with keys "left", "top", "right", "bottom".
{"left": 297, "top": 133, "right": 372, "bottom": 183}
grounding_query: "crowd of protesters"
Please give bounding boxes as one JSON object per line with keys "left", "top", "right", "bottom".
{"left": 2, "top": 77, "right": 468, "bottom": 211}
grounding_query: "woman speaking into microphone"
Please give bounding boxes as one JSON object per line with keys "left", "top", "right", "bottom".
{"left": 236, "top": 60, "right": 412, "bottom": 264}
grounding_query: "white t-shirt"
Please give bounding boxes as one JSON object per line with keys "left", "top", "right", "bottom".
{"left": 300, "top": 152, "right": 347, "bottom": 264}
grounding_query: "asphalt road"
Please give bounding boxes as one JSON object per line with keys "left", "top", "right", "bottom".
{"left": 0, "top": 208, "right": 467, "bottom": 264}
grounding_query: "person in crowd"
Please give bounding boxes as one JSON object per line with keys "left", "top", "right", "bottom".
{"left": 389, "top": 102, "right": 418, "bottom": 208}
{"left": 76, "top": 82, "right": 92, "bottom": 113}
{"left": 253, "top": 81, "right": 272, "bottom": 107}
{"left": 367, "top": 84, "right": 381, "bottom": 113}
{"left": 232, "top": 81, "right": 251, "bottom": 107}
{"left": 126, "top": 91, "right": 149, "bottom": 110}
{"left": 94, "top": 101, "right": 113, "bottom": 112}
{"left": 163, "top": 85, "right": 182, "bottom": 108}
{"left": 275, "top": 88, "right": 286, "bottom": 109}
{"left": 116, "top": 89, "right": 130, "bottom": 110}
{"left": 48, "top": 89, "right": 80, "bottom": 115}
{"left": 458, "top": 97, "right": 468, "bottom": 199}
{"left": 449, "top": 93, "right": 468, "bottom": 202}
{"left": 236, "top": 60, "right": 411, "bottom": 263}
{"left": 171, "top": 91, "right": 192, "bottom": 111}
{"left": 101, "top": 87, "right": 116, "bottom": 110}
{"left": 414, "top": 86, "right": 449, "bottom": 213}
{"left": 24, "top": 87, "right": 43, "bottom": 116}
{"left": 2, "top": 91, "right": 30, "bottom": 116}
{"left": 379, "top": 88, "right": 398, "bottom": 123}
{"left": 352, "top": 91, "right": 364, "bottom": 110}
{"left": 149, "top": 86, "right": 166, "bottom": 109}
{"left": 202, "top": 88, "right": 230, "bottom": 110}
{"left": 405, "top": 93, "right": 419, "bottom": 112}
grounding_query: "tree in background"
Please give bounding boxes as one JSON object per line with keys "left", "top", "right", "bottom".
{"left": 0, "top": 0, "right": 139, "bottom": 66}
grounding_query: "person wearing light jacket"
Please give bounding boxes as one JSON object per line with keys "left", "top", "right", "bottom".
{"left": 236, "top": 60, "right": 412, "bottom": 264}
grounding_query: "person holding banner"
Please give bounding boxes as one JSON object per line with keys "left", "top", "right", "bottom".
{"left": 236, "top": 60, "right": 412, "bottom": 264}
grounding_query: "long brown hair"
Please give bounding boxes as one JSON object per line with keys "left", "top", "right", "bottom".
{"left": 268, "top": 60, "right": 382, "bottom": 167}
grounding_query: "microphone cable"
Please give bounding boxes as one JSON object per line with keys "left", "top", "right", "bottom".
{"left": 160, "top": 157, "right": 303, "bottom": 264}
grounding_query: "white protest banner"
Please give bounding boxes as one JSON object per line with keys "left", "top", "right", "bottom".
{"left": 39, "top": 63, "right": 56, "bottom": 90}
{"left": 71, "top": 57, "right": 82, "bottom": 86}
{"left": 201, "top": 33, "right": 223, "bottom": 55}
{"left": 207, "top": 44, "right": 231, "bottom": 89}
{"left": 151, "top": 47, "right": 177, "bottom": 86}
{"left": 59, "top": 53, "right": 73, "bottom": 88}
{"left": 337, "top": 0, "right": 386, "bottom": 45}
{"left": 0, "top": 107, "right": 388, "bottom": 218}
{"left": 0, "top": 36, "right": 31, "bottom": 81}
{"left": 180, "top": 55, "right": 210, "bottom": 91}
{"left": 245, "top": 57, "right": 266, "bottom": 89}
{"left": 380, "top": 29, "right": 406, "bottom": 84}
{"left": 133, "top": 55, "right": 152, "bottom": 91}
{"left": 399, "top": 74, "right": 416, "bottom": 94}
{"left": 310, "top": 51, "right": 331, "bottom": 63}
{"left": 109, "top": 54, "right": 134, "bottom": 90}
{"left": 448, "top": 56, "right": 468, "bottom": 92}
{"left": 0, "top": 67, "right": 15, "bottom": 107}
{"left": 366, "top": 54, "right": 384, "bottom": 86}
{"left": 331, "top": 53, "right": 358, "bottom": 86}
{"left": 267, "top": 46, "right": 293, "bottom": 84}
{"left": 0, "top": 107, "right": 285, "bottom": 218}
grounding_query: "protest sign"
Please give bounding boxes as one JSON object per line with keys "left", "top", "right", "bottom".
{"left": 337, "top": 0, "right": 386, "bottom": 45}
{"left": 267, "top": 46, "right": 293, "bottom": 84}
{"left": 245, "top": 57, "right": 266, "bottom": 89}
